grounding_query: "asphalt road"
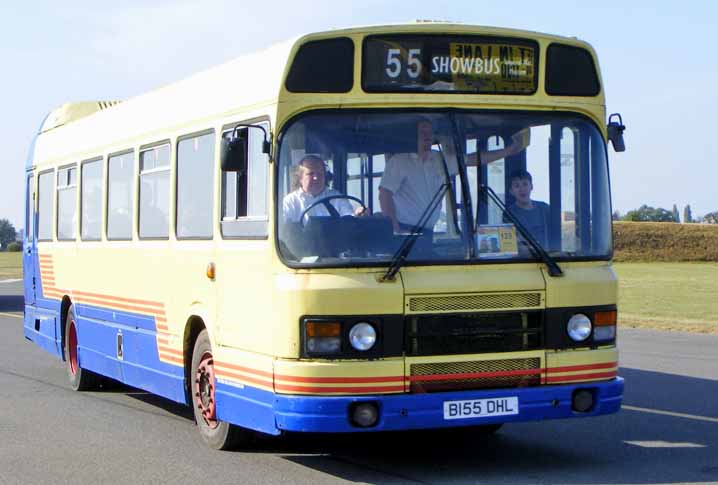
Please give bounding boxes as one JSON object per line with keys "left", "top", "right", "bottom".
{"left": 1, "top": 279, "right": 717, "bottom": 485}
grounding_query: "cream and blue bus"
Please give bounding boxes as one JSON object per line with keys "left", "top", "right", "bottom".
{"left": 23, "top": 23, "right": 626, "bottom": 449}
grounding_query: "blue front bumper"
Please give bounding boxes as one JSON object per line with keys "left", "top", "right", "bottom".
{"left": 272, "top": 378, "right": 624, "bottom": 433}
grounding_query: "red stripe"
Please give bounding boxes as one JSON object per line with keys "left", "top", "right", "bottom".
{"left": 275, "top": 383, "right": 405, "bottom": 394}
{"left": 546, "top": 371, "right": 617, "bottom": 384}
{"left": 214, "top": 361, "right": 274, "bottom": 379}
{"left": 275, "top": 374, "right": 405, "bottom": 384}
{"left": 158, "top": 346, "right": 182, "bottom": 356}
{"left": 408, "top": 368, "right": 541, "bottom": 382}
{"left": 159, "top": 354, "right": 184, "bottom": 365}
{"left": 70, "top": 290, "right": 164, "bottom": 308}
{"left": 71, "top": 296, "right": 164, "bottom": 316}
{"left": 215, "top": 370, "right": 273, "bottom": 389}
{"left": 547, "top": 362, "right": 617, "bottom": 374}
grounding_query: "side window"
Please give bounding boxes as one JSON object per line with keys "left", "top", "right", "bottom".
{"left": 81, "top": 159, "right": 103, "bottom": 241}
{"left": 57, "top": 166, "right": 77, "bottom": 240}
{"left": 221, "top": 122, "right": 269, "bottom": 238}
{"left": 25, "top": 174, "right": 34, "bottom": 241}
{"left": 177, "top": 132, "right": 215, "bottom": 239}
{"left": 139, "top": 144, "right": 170, "bottom": 239}
{"left": 37, "top": 171, "right": 54, "bottom": 241}
{"left": 107, "top": 151, "right": 134, "bottom": 240}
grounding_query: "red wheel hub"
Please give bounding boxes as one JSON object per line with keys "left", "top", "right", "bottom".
{"left": 68, "top": 320, "right": 78, "bottom": 376}
{"left": 195, "top": 351, "right": 218, "bottom": 429}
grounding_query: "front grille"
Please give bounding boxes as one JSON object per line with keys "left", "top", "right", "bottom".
{"left": 410, "top": 358, "right": 542, "bottom": 393}
{"left": 407, "top": 292, "right": 542, "bottom": 314}
{"left": 406, "top": 312, "right": 542, "bottom": 357}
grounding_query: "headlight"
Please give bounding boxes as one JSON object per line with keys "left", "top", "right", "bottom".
{"left": 567, "top": 314, "right": 592, "bottom": 342}
{"left": 348, "top": 322, "right": 377, "bottom": 351}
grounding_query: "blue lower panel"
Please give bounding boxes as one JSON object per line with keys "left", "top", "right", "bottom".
{"left": 266, "top": 378, "right": 623, "bottom": 433}
{"left": 215, "top": 381, "right": 281, "bottom": 436}
{"left": 23, "top": 305, "right": 61, "bottom": 358}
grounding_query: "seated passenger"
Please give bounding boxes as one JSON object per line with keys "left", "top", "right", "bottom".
{"left": 507, "top": 169, "right": 549, "bottom": 248}
{"left": 282, "top": 155, "right": 365, "bottom": 223}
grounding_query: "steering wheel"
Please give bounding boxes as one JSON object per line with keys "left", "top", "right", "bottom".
{"left": 299, "top": 194, "right": 367, "bottom": 226}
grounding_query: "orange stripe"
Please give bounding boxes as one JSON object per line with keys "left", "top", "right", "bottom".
{"left": 157, "top": 337, "right": 169, "bottom": 345}
{"left": 155, "top": 316, "right": 167, "bottom": 323}
{"left": 158, "top": 346, "right": 182, "bottom": 356}
{"left": 546, "top": 371, "right": 617, "bottom": 384}
{"left": 547, "top": 362, "right": 617, "bottom": 374}
{"left": 71, "top": 296, "right": 164, "bottom": 316}
{"left": 156, "top": 324, "right": 169, "bottom": 331}
{"left": 275, "top": 383, "right": 405, "bottom": 394}
{"left": 215, "top": 370, "right": 274, "bottom": 389}
{"left": 70, "top": 290, "right": 164, "bottom": 308}
{"left": 38, "top": 256, "right": 53, "bottom": 261}
{"left": 214, "top": 361, "right": 274, "bottom": 379}
{"left": 408, "top": 368, "right": 541, "bottom": 383}
{"left": 159, "top": 354, "right": 184, "bottom": 365}
{"left": 276, "top": 374, "right": 405, "bottom": 384}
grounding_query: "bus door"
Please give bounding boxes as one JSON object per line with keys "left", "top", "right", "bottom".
{"left": 23, "top": 171, "right": 36, "bottom": 306}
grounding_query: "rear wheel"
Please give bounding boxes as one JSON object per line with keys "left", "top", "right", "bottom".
{"left": 191, "top": 329, "right": 252, "bottom": 450}
{"left": 64, "top": 305, "right": 101, "bottom": 391}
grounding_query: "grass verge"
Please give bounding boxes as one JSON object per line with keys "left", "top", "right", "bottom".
{"left": 0, "top": 252, "right": 22, "bottom": 280}
{"left": 614, "top": 262, "right": 718, "bottom": 333}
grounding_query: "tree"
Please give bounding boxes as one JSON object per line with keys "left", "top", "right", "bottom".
{"left": 672, "top": 204, "right": 680, "bottom": 223}
{"left": 622, "top": 205, "right": 676, "bottom": 222}
{"left": 704, "top": 212, "right": 718, "bottom": 224}
{"left": 683, "top": 205, "right": 693, "bottom": 223}
{"left": 0, "top": 219, "right": 17, "bottom": 249}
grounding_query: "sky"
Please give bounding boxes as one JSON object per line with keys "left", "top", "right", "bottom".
{"left": 1, "top": 0, "right": 716, "bottom": 230}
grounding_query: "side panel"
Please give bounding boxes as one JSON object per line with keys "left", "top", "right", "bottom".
{"left": 22, "top": 172, "right": 36, "bottom": 306}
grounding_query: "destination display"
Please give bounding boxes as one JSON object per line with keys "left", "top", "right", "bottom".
{"left": 363, "top": 35, "right": 537, "bottom": 94}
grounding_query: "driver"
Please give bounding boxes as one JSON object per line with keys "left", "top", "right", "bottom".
{"left": 282, "top": 155, "right": 366, "bottom": 223}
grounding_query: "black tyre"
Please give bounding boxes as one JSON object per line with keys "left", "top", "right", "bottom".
{"left": 64, "top": 304, "right": 102, "bottom": 391}
{"left": 191, "top": 329, "right": 253, "bottom": 450}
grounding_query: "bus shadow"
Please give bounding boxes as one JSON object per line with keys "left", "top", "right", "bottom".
{"left": 271, "top": 367, "right": 718, "bottom": 484}
{"left": 0, "top": 295, "right": 24, "bottom": 313}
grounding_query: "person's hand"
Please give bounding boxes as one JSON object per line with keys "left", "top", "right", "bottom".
{"left": 354, "top": 206, "right": 370, "bottom": 217}
{"left": 510, "top": 128, "right": 531, "bottom": 153}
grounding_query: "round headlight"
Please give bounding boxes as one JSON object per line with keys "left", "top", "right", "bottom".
{"left": 349, "top": 322, "right": 377, "bottom": 351}
{"left": 567, "top": 314, "right": 592, "bottom": 342}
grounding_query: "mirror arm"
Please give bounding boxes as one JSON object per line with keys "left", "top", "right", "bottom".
{"left": 231, "top": 123, "right": 273, "bottom": 157}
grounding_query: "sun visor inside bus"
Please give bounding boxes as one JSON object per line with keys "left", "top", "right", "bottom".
{"left": 285, "top": 38, "right": 354, "bottom": 93}
{"left": 545, "top": 44, "right": 600, "bottom": 96}
{"left": 301, "top": 116, "right": 417, "bottom": 155}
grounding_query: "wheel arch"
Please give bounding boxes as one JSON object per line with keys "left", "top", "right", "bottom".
{"left": 59, "top": 295, "right": 73, "bottom": 361}
{"left": 182, "top": 315, "right": 207, "bottom": 405}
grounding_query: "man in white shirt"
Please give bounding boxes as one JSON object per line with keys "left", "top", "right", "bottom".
{"left": 283, "top": 155, "right": 363, "bottom": 223}
{"left": 379, "top": 119, "right": 530, "bottom": 232}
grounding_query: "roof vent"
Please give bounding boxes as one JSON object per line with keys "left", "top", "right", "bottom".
{"left": 39, "top": 100, "right": 122, "bottom": 133}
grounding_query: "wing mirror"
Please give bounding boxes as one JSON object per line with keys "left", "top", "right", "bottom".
{"left": 607, "top": 113, "right": 626, "bottom": 152}
{"left": 220, "top": 124, "right": 272, "bottom": 172}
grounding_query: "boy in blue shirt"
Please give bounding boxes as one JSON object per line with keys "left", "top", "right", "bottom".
{"left": 507, "top": 169, "right": 550, "bottom": 249}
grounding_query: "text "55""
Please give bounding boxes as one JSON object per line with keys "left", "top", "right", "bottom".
{"left": 385, "top": 49, "right": 422, "bottom": 79}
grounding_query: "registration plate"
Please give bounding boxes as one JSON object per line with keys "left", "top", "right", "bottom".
{"left": 443, "top": 397, "right": 519, "bottom": 420}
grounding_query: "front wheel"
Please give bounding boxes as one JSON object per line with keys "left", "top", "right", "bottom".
{"left": 191, "top": 329, "right": 253, "bottom": 450}
{"left": 64, "top": 305, "right": 101, "bottom": 391}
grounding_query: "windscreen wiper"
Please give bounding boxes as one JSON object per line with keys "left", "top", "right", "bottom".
{"left": 480, "top": 184, "right": 563, "bottom": 277}
{"left": 380, "top": 181, "right": 450, "bottom": 282}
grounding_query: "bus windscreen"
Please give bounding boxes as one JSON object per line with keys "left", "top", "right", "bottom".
{"left": 363, "top": 35, "right": 538, "bottom": 94}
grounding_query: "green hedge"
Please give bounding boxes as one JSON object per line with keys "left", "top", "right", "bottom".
{"left": 613, "top": 221, "right": 718, "bottom": 262}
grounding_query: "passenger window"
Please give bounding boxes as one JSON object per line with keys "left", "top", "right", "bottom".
{"left": 221, "top": 122, "right": 269, "bottom": 238}
{"left": 57, "top": 166, "right": 78, "bottom": 240}
{"left": 37, "top": 171, "right": 54, "bottom": 241}
{"left": 81, "top": 159, "right": 103, "bottom": 241}
{"left": 107, "top": 151, "right": 134, "bottom": 240}
{"left": 139, "top": 144, "right": 170, "bottom": 239}
{"left": 177, "top": 132, "right": 215, "bottom": 238}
